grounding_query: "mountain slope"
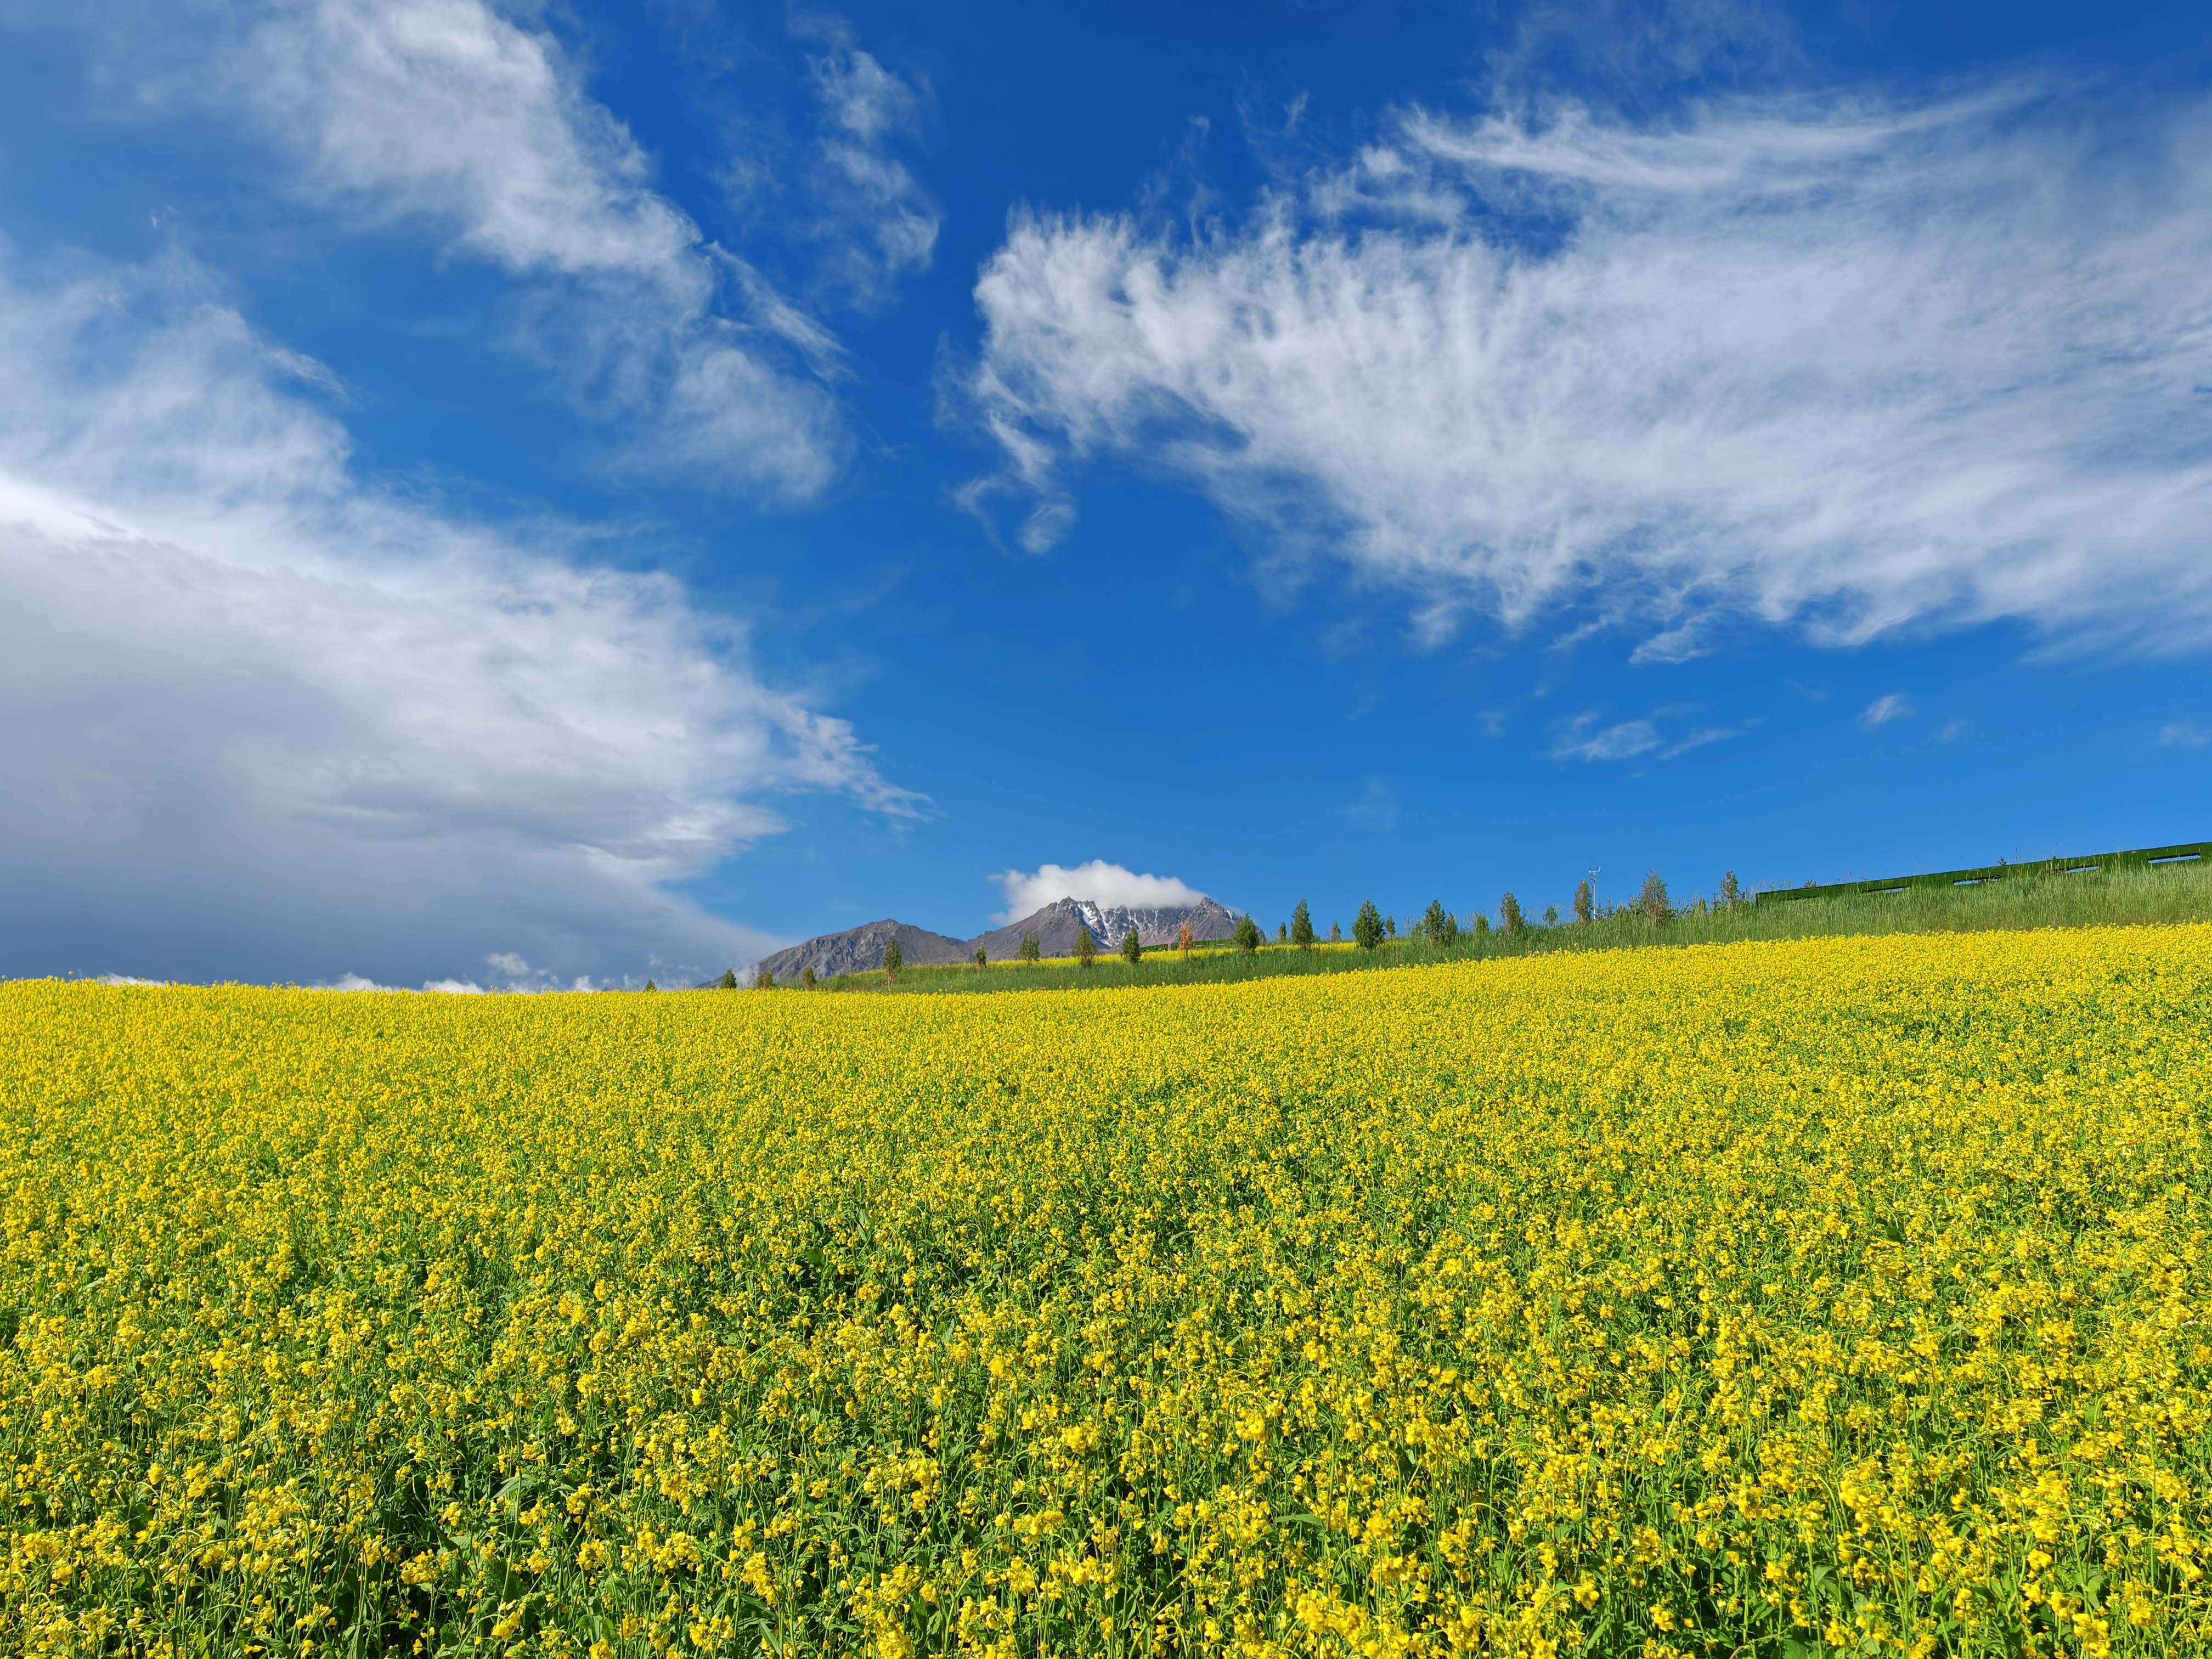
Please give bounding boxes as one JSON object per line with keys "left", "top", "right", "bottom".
{"left": 967, "top": 896, "right": 1240, "bottom": 962}
{"left": 752, "top": 919, "right": 970, "bottom": 981}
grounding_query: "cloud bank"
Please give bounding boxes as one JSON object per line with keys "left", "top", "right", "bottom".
{"left": 0, "top": 251, "right": 916, "bottom": 985}
{"left": 961, "top": 85, "right": 2212, "bottom": 652}
{"left": 989, "top": 860, "right": 1205, "bottom": 923}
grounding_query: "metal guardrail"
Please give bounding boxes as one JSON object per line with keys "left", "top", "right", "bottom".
{"left": 1754, "top": 841, "right": 2212, "bottom": 907}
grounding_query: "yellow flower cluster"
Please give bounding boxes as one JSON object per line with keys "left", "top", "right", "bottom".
{"left": 4, "top": 927, "right": 2210, "bottom": 1657}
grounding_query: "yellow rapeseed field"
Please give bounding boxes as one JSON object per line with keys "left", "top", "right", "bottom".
{"left": 4, "top": 928, "right": 2210, "bottom": 1658}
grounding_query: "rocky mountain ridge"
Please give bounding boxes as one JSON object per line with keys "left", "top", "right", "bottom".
{"left": 965, "top": 896, "right": 1240, "bottom": 963}
{"left": 741, "top": 895, "right": 1241, "bottom": 981}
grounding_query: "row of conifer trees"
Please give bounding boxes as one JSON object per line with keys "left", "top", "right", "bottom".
{"left": 729, "top": 868, "right": 1745, "bottom": 986}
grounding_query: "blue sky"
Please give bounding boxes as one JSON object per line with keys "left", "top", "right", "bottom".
{"left": 1, "top": 0, "right": 2208, "bottom": 988}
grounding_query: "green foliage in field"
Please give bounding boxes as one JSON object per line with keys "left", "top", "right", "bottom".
{"left": 834, "top": 862, "right": 2212, "bottom": 996}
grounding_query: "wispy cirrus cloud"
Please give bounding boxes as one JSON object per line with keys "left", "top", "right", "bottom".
{"left": 1552, "top": 716, "right": 1660, "bottom": 762}
{"left": 791, "top": 13, "right": 940, "bottom": 312}
{"left": 14, "top": 0, "right": 862, "bottom": 498}
{"left": 2155, "top": 719, "right": 2209, "bottom": 747}
{"left": 1335, "top": 780, "right": 1400, "bottom": 831}
{"left": 1551, "top": 708, "right": 1735, "bottom": 761}
{"left": 1860, "top": 692, "right": 1914, "bottom": 728}
{"left": 226, "top": 0, "right": 856, "bottom": 497}
{"left": 958, "top": 82, "right": 2212, "bottom": 653}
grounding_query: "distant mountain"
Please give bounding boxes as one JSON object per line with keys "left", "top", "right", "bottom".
{"left": 740, "top": 895, "right": 1243, "bottom": 983}
{"left": 751, "top": 919, "right": 970, "bottom": 982}
{"left": 968, "top": 896, "right": 1241, "bottom": 962}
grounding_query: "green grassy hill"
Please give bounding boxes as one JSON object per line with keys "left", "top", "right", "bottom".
{"left": 792, "top": 859, "right": 2212, "bottom": 995}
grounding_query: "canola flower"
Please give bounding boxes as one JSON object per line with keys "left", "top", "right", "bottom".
{"left": 3, "top": 928, "right": 2210, "bottom": 1658}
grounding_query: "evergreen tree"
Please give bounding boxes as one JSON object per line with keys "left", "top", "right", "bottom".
{"left": 1718, "top": 870, "right": 1742, "bottom": 910}
{"left": 1276, "top": 922, "right": 1288, "bottom": 943}
{"left": 883, "top": 938, "right": 904, "bottom": 981}
{"left": 1500, "top": 891, "right": 1525, "bottom": 935}
{"left": 974, "top": 947, "right": 989, "bottom": 970}
{"left": 1542, "top": 906, "right": 1559, "bottom": 927}
{"left": 643, "top": 979, "right": 656, "bottom": 992}
{"left": 1329, "top": 921, "right": 1341, "bottom": 943}
{"left": 1073, "top": 926, "right": 1096, "bottom": 967}
{"left": 1386, "top": 915, "right": 1397, "bottom": 938}
{"left": 1421, "top": 899, "right": 1459, "bottom": 947}
{"left": 1233, "top": 913, "right": 1262, "bottom": 953}
{"left": 1638, "top": 870, "right": 1673, "bottom": 923}
{"left": 718, "top": 968, "right": 737, "bottom": 989}
{"left": 1471, "top": 912, "right": 1491, "bottom": 935}
{"left": 753, "top": 967, "right": 775, "bottom": 989}
{"left": 1019, "top": 933, "right": 1041, "bottom": 964}
{"left": 1573, "top": 878, "right": 1594, "bottom": 927}
{"left": 800, "top": 966, "right": 817, "bottom": 990}
{"left": 1352, "top": 900, "right": 1384, "bottom": 950}
{"left": 1121, "top": 927, "right": 1142, "bottom": 964}
{"left": 1290, "top": 900, "right": 1315, "bottom": 949}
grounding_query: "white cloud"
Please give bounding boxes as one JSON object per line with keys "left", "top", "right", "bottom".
{"left": 792, "top": 15, "right": 939, "bottom": 312}
{"left": 960, "top": 85, "right": 2212, "bottom": 651}
{"left": 1658, "top": 726, "right": 1733, "bottom": 758}
{"left": 242, "top": 0, "right": 697, "bottom": 282}
{"left": 0, "top": 250, "right": 917, "bottom": 985}
{"left": 122, "top": 0, "right": 851, "bottom": 498}
{"left": 989, "top": 860, "right": 1205, "bottom": 923}
{"left": 2155, "top": 719, "right": 2208, "bottom": 747}
{"left": 1860, "top": 692, "right": 1914, "bottom": 728}
{"left": 1334, "top": 780, "right": 1400, "bottom": 831}
{"left": 1553, "top": 716, "right": 1661, "bottom": 761}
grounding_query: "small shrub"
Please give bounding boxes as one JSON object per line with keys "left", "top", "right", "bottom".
{"left": 1718, "top": 871, "right": 1742, "bottom": 910}
{"left": 800, "top": 966, "right": 817, "bottom": 990}
{"left": 1233, "top": 914, "right": 1262, "bottom": 954}
{"left": 1019, "top": 934, "right": 1040, "bottom": 964}
{"left": 1329, "top": 921, "right": 1341, "bottom": 943}
{"left": 1471, "top": 912, "right": 1491, "bottom": 936}
{"left": 1353, "top": 901, "right": 1384, "bottom": 950}
{"left": 974, "top": 947, "right": 988, "bottom": 970}
{"left": 1121, "top": 928, "right": 1142, "bottom": 964}
{"left": 753, "top": 968, "right": 775, "bottom": 990}
{"left": 1177, "top": 921, "right": 1193, "bottom": 958}
{"left": 1543, "top": 906, "right": 1559, "bottom": 927}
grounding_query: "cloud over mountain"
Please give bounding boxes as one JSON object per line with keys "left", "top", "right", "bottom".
{"left": 989, "top": 860, "right": 1206, "bottom": 924}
